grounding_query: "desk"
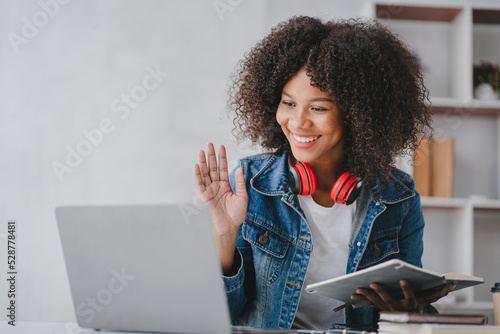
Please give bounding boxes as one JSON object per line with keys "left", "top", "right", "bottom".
{"left": 0, "top": 321, "right": 138, "bottom": 334}
{"left": 2, "top": 321, "right": 500, "bottom": 334}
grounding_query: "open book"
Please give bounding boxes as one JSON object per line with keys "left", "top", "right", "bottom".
{"left": 305, "top": 259, "right": 483, "bottom": 308}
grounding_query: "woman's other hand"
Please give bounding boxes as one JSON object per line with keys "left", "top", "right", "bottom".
{"left": 350, "top": 280, "right": 456, "bottom": 312}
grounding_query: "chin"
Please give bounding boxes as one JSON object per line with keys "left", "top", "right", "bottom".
{"left": 289, "top": 149, "right": 318, "bottom": 164}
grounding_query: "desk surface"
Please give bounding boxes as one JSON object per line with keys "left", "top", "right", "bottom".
{"left": 3, "top": 321, "right": 500, "bottom": 334}
{"left": 0, "top": 321, "right": 129, "bottom": 334}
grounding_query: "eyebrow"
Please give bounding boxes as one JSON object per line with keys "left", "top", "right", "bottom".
{"left": 282, "top": 91, "right": 335, "bottom": 103}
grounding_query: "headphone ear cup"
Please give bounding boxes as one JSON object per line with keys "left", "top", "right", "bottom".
{"left": 294, "top": 162, "right": 317, "bottom": 195}
{"left": 331, "top": 172, "right": 362, "bottom": 205}
{"left": 344, "top": 180, "right": 363, "bottom": 205}
{"left": 288, "top": 166, "right": 301, "bottom": 194}
{"left": 288, "top": 156, "right": 317, "bottom": 195}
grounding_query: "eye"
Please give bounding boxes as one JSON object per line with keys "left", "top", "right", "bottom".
{"left": 311, "top": 106, "right": 327, "bottom": 112}
{"left": 282, "top": 101, "right": 295, "bottom": 108}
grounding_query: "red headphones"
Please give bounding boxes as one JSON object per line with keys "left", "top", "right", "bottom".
{"left": 288, "top": 155, "right": 363, "bottom": 205}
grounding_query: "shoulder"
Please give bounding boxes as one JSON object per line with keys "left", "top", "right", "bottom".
{"left": 370, "top": 168, "right": 417, "bottom": 204}
{"left": 230, "top": 151, "right": 289, "bottom": 195}
{"left": 238, "top": 152, "right": 279, "bottom": 165}
{"left": 389, "top": 168, "right": 416, "bottom": 191}
{"left": 235, "top": 151, "right": 287, "bottom": 177}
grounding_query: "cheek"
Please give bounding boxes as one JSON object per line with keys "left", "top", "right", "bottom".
{"left": 330, "top": 122, "right": 345, "bottom": 139}
{"left": 323, "top": 114, "right": 345, "bottom": 135}
{"left": 275, "top": 107, "right": 287, "bottom": 127}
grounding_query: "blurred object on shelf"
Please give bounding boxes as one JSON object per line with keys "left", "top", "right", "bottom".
{"left": 413, "top": 137, "right": 454, "bottom": 198}
{"left": 474, "top": 62, "right": 500, "bottom": 100}
{"left": 414, "top": 138, "right": 432, "bottom": 197}
{"left": 476, "top": 83, "right": 498, "bottom": 101}
{"left": 432, "top": 138, "right": 454, "bottom": 198}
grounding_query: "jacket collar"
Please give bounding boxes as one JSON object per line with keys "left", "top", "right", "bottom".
{"left": 368, "top": 172, "right": 415, "bottom": 204}
{"left": 249, "top": 152, "right": 289, "bottom": 196}
{"left": 249, "top": 151, "right": 415, "bottom": 203}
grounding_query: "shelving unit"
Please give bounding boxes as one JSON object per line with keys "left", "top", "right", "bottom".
{"left": 362, "top": 1, "right": 500, "bottom": 315}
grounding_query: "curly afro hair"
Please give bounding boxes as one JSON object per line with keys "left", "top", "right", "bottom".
{"left": 228, "top": 16, "right": 432, "bottom": 184}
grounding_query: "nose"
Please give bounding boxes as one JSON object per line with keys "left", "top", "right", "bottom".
{"left": 289, "top": 106, "right": 311, "bottom": 128}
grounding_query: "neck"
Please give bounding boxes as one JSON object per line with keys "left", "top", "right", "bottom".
{"left": 308, "top": 159, "right": 344, "bottom": 208}
{"left": 309, "top": 159, "right": 344, "bottom": 192}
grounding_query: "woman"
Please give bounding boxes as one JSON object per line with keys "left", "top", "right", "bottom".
{"left": 194, "top": 16, "right": 454, "bottom": 330}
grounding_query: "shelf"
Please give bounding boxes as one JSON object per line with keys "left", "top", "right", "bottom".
{"left": 471, "top": 199, "right": 500, "bottom": 210}
{"left": 421, "top": 197, "right": 500, "bottom": 210}
{"left": 420, "top": 196, "right": 468, "bottom": 209}
{"left": 375, "top": 4, "right": 462, "bottom": 22}
{"left": 375, "top": 3, "right": 500, "bottom": 25}
{"left": 365, "top": 0, "right": 500, "bottom": 309}
{"left": 429, "top": 97, "right": 500, "bottom": 116}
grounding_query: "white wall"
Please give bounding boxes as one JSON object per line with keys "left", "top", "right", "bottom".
{"left": 1, "top": 0, "right": 499, "bottom": 324}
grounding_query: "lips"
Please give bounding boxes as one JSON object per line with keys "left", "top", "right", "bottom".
{"left": 292, "top": 133, "right": 321, "bottom": 143}
{"left": 290, "top": 131, "right": 321, "bottom": 149}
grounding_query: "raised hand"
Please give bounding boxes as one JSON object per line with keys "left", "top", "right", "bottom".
{"left": 194, "top": 143, "right": 248, "bottom": 273}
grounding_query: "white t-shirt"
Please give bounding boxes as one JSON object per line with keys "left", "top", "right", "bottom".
{"left": 292, "top": 195, "right": 356, "bottom": 330}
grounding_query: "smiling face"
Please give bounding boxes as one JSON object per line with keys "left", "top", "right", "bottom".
{"left": 276, "top": 68, "right": 345, "bottom": 169}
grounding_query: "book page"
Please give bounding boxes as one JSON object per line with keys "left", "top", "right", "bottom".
{"left": 443, "top": 272, "right": 483, "bottom": 281}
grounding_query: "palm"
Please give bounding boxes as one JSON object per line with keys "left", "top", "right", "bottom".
{"left": 194, "top": 144, "right": 248, "bottom": 237}
{"left": 199, "top": 177, "right": 247, "bottom": 235}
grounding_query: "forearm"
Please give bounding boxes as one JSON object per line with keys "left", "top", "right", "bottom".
{"left": 215, "top": 230, "right": 240, "bottom": 276}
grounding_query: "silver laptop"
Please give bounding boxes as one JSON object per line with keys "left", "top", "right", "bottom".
{"left": 56, "top": 204, "right": 314, "bottom": 334}
{"left": 56, "top": 203, "right": 236, "bottom": 334}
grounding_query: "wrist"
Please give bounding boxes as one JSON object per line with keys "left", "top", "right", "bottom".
{"left": 215, "top": 230, "right": 239, "bottom": 273}
{"left": 222, "top": 248, "right": 240, "bottom": 276}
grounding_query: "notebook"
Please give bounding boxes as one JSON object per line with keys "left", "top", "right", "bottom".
{"left": 55, "top": 204, "right": 315, "bottom": 334}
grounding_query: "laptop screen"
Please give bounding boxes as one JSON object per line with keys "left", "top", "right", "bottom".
{"left": 56, "top": 204, "right": 232, "bottom": 334}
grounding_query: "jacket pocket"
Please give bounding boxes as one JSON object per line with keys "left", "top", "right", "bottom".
{"left": 242, "top": 218, "right": 289, "bottom": 285}
{"left": 358, "top": 227, "right": 400, "bottom": 269}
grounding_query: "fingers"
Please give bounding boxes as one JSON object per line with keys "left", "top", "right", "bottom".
{"left": 400, "top": 280, "right": 417, "bottom": 302}
{"left": 196, "top": 143, "right": 244, "bottom": 199}
{"left": 193, "top": 163, "right": 207, "bottom": 195}
{"left": 234, "top": 167, "right": 247, "bottom": 199}
{"left": 444, "top": 283, "right": 456, "bottom": 293}
{"left": 219, "top": 145, "right": 229, "bottom": 182}
{"left": 196, "top": 143, "right": 232, "bottom": 186}
{"left": 419, "top": 283, "right": 456, "bottom": 305}
{"left": 350, "top": 292, "right": 373, "bottom": 306}
{"left": 198, "top": 149, "right": 212, "bottom": 186}
{"left": 351, "top": 287, "right": 387, "bottom": 310}
{"left": 207, "top": 142, "right": 219, "bottom": 182}
{"left": 399, "top": 280, "right": 420, "bottom": 311}
{"left": 197, "top": 143, "right": 220, "bottom": 186}
{"left": 370, "top": 283, "right": 396, "bottom": 308}
{"left": 352, "top": 281, "right": 454, "bottom": 313}
{"left": 352, "top": 282, "right": 416, "bottom": 312}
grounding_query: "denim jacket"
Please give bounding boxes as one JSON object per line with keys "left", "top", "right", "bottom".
{"left": 224, "top": 151, "right": 424, "bottom": 329}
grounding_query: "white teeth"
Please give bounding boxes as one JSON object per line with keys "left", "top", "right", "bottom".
{"left": 293, "top": 134, "right": 320, "bottom": 143}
